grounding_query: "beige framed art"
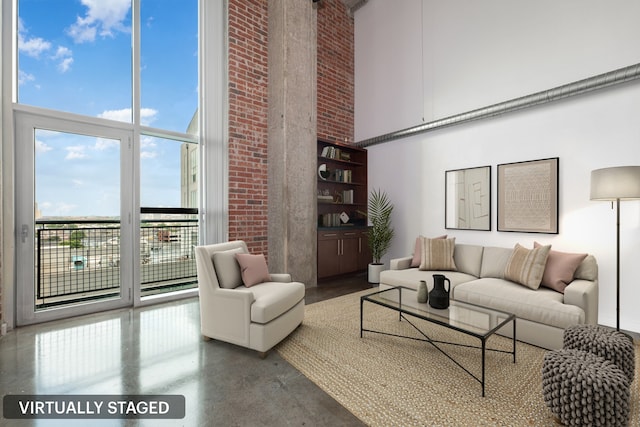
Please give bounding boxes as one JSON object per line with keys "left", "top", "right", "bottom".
{"left": 497, "top": 158, "right": 559, "bottom": 234}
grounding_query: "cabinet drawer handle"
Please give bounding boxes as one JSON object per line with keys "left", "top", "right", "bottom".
{"left": 323, "top": 233, "right": 338, "bottom": 237}
{"left": 344, "top": 232, "right": 356, "bottom": 236}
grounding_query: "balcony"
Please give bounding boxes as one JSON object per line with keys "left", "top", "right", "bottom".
{"left": 35, "top": 209, "right": 198, "bottom": 309}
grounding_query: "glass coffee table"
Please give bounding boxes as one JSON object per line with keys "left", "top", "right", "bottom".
{"left": 360, "top": 286, "right": 516, "bottom": 397}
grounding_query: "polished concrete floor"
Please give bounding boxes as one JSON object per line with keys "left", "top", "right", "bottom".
{"left": 0, "top": 275, "right": 374, "bottom": 427}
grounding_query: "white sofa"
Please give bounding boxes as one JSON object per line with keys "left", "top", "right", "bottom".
{"left": 379, "top": 243, "right": 598, "bottom": 349}
{"left": 195, "top": 241, "right": 305, "bottom": 355}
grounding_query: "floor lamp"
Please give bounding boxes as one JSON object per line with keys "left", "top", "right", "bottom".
{"left": 590, "top": 166, "right": 640, "bottom": 331}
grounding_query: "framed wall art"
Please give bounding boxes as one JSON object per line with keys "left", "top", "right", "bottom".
{"left": 497, "top": 157, "right": 559, "bottom": 233}
{"left": 445, "top": 166, "right": 491, "bottom": 231}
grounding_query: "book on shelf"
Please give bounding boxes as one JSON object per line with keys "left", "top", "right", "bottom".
{"left": 319, "top": 212, "right": 353, "bottom": 227}
{"left": 332, "top": 169, "right": 352, "bottom": 183}
{"left": 320, "top": 146, "right": 352, "bottom": 162}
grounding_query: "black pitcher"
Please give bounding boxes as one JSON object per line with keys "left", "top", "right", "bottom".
{"left": 429, "top": 274, "right": 450, "bottom": 309}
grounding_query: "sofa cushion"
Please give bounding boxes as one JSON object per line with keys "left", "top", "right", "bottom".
{"left": 480, "top": 246, "right": 512, "bottom": 279}
{"left": 420, "top": 237, "right": 457, "bottom": 271}
{"left": 247, "top": 281, "right": 305, "bottom": 324}
{"left": 454, "top": 278, "right": 585, "bottom": 328}
{"left": 411, "top": 235, "right": 446, "bottom": 267}
{"left": 534, "top": 242, "right": 588, "bottom": 293}
{"left": 453, "top": 244, "right": 484, "bottom": 277}
{"left": 212, "top": 247, "right": 244, "bottom": 289}
{"left": 236, "top": 253, "right": 271, "bottom": 287}
{"left": 504, "top": 243, "right": 551, "bottom": 289}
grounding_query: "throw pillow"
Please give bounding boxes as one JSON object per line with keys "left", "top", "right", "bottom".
{"left": 534, "top": 242, "right": 588, "bottom": 293}
{"left": 419, "top": 237, "right": 457, "bottom": 271}
{"left": 212, "top": 247, "right": 244, "bottom": 289}
{"left": 479, "top": 246, "right": 513, "bottom": 279}
{"left": 235, "top": 253, "right": 271, "bottom": 287}
{"left": 504, "top": 243, "right": 551, "bottom": 290}
{"left": 411, "top": 234, "right": 447, "bottom": 267}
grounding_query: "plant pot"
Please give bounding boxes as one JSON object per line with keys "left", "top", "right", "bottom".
{"left": 368, "top": 263, "right": 385, "bottom": 284}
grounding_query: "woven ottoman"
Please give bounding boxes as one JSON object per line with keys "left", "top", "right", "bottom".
{"left": 542, "top": 349, "right": 630, "bottom": 427}
{"left": 564, "top": 324, "right": 635, "bottom": 382}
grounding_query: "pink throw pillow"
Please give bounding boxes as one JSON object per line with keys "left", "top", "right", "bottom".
{"left": 534, "top": 242, "right": 587, "bottom": 293}
{"left": 411, "top": 235, "right": 447, "bottom": 267}
{"left": 235, "top": 253, "right": 271, "bottom": 287}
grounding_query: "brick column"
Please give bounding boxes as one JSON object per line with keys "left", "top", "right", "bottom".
{"left": 268, "top": 0, "right": 317, "bottom": 286}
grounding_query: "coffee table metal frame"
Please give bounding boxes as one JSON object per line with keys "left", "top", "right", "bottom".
{"left": 360, "top": 286, "right": 516, "bottom": 397}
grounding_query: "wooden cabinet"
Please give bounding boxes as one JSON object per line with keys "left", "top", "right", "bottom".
{"left": 318, "top": 229, "right": 368, "bottom": 279}
{"left": 317, "top": 139, "right": 368, "bottom": 279}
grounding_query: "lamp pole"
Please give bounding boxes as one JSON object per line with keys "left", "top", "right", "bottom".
{"left": 615, "top": 198, "right": 621, "bottom": 331}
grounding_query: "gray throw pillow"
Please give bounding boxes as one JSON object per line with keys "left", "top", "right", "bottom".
{"left": 212, "top": 247, "right": 244, "bottom": 289}
{"left": 479, "top": 246, "right": 513, "bottom": 279}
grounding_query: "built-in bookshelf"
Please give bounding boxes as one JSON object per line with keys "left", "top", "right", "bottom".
{"left": 317, "top": 139, "right": 368, "bottom": 228}
{"left": 317, "top": 139, "right": 370, "bottom": 279}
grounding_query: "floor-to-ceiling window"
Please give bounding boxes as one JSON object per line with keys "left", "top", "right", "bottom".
{"left": 12, "top": 0, "right": 203, "bottom": 325}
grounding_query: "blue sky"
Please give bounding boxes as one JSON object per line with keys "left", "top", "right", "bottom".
{"left": 18, "top": 0, "right": 198, "bottom": 217}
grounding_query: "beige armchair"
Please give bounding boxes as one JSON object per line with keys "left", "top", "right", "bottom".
{"left": 194, "top": 240, "right": 305, "bottom": 355}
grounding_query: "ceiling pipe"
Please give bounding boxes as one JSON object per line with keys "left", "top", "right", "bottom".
{"left": 355, "top": 62, "right": 640, "bottom": 148}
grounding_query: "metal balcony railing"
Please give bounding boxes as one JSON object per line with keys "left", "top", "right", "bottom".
{"left": 35, "top": 209, "right": 198, "bottom": 308}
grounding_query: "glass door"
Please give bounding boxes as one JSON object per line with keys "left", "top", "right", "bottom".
{"left": 15, "top": 111, "right": 134, "bottom": 325}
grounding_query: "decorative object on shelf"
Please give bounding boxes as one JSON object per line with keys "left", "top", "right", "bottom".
{"left": 428, "top": 274, "right": 450, "bottom": 309}
{"left": 417, "top": 280, "right": 428, "bottom": 303}
{"left": 445, "top": 166, "right": 491, "bottom": 231}
{"left": 318, "top": 163, "right": 330, "bottom": 180}
{"left": 590, "top": 165, "right": 640, "bottom": 331}
{"left": 366, "top": 188, "right": 394, "bottom": 283}
{"left": 497, "top": 157, "right": 559, "bottom": 233}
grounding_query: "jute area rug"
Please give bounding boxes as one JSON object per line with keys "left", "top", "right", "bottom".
{"left": 276, "top": 290, "right": 640, "bottom": 427}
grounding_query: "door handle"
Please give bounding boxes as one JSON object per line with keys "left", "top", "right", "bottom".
{"left": 21, "top": 224, "right": 29, "bottom": 243}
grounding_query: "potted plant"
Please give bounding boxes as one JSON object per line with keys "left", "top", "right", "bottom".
{"left": 366, "top": 188, "right": 394, "bottom": 283}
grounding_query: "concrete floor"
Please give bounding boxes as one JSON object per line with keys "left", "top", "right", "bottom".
{"left": 0, "top": 275, "right": 373, "bottom": 427}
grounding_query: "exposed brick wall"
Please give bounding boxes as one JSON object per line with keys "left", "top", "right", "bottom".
{"left": 317, "top": 0, "right": 355, "bottom": 143}
{"left": 228, "top": 0, "right": 270, "bottom": 255}
{"left": 227, "top": 0, "right": 354, "bottom": 256}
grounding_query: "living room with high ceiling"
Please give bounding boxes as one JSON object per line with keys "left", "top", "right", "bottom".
{"left": 0, "top": 0, "right": 639, "bottom": 425}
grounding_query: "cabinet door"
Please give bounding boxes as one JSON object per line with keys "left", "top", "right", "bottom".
{"left": 318, "top": 232, "right": 341, "bottom": 279}
{"left": 357, "top": 230, "right": 372, "bottom": 270}
{"left": 339, "top": 231, "right": 359, "bottom": 274}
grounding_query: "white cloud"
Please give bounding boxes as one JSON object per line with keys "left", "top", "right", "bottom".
{"left": 140, "top": 108, "right": 158, "bottom": 126}
{"left": 35, "top": 139, "right": 53, "bottom": 153}
{"left": 53, "top": 46, "right": 73, "bottom": 59}
{"left": 140, "top": 151, "right": 158, "bottom": 159}
{"left": 52, "top": 46, "right": 74, "bottom": 72}
{"left": 18, "top": 18, "right": 51, "bottom": 58}
{"left": 58, "top": 57, "right": 74, "bottom": 73}
{"left": 98, "top": 107, "right": 158, "bottom": 126}
{"left": 98, "top": 108, "right": 131, "bottom": 123}
{"left": 65, "top": 145, "right": 88, "bottom": 160}
{"left": 140, "top": 135, "right": 158, "bottom": 159}
{"left": 18, "top": 70, "right": 36, "bottom": 86}
{"left": 94, "top": 138, "right": 119, "bottom": 151}
{"left": 67, "top": 0, "right": 131, "bottom": 43}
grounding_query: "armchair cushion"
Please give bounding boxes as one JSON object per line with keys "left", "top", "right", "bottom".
{"left": 236, "top": 253, "right": 271, "bottom": 287}
{"left": 248, "top": 281, "right": 306, "bottom": 324}
{"left": 212, "top": 247, "right": 244, "bottom": 289}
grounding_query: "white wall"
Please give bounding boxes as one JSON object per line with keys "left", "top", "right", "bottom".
{"left": 355, "top": 0, "right": 640, "bottom": 333}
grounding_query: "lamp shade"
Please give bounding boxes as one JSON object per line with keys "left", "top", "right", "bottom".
{"left": 590, "top": 166, "right": 640, "bottom": 200}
